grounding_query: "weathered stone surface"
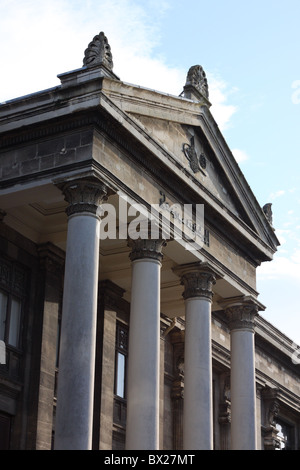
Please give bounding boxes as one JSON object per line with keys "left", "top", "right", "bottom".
{"left": 0, "top": 130, "right": 94, "bottom": 182}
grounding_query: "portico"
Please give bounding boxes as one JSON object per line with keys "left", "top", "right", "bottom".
{"left": 0, "top": 32, "right": 281, "bottom": 450}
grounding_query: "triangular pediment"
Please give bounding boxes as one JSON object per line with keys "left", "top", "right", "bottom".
{"left": 123, "top": 112, "right": 257, "bottom": 226}
{"left": 100, "top": 79, "right": 279, "bottom": 258}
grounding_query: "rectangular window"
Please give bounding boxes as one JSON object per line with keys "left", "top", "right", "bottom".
{"left": 116, "top": 352, "right": 126, "bottom": 398}
{"left": 114, "top": 322, "right": 128, "bottom": 399}
{"left": 0, "top": 413, "right": 11, "bottom": 450}
{"left": 8, "top": 297, "right": 21, "bottom": 348}
{"left": 0, "top": 290, "right": 22, "bottom": 349}
{"left": 0, "top": 258, "right": 27, "bottom": 351}
{"left": 0, "top": 292, "right": 8, "bottom": 342}
{"left": 276, "top": 420, "right": 294, "bottom": 450}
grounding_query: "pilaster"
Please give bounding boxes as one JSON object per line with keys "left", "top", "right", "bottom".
{"left": 170, "top": 329, "right": 185, "bottom": 450}
{"left": 95, "top": 281, "right": 126, "bottom": 450}
{"left": 34, "top": 243, "right": 64, "bottom": 450}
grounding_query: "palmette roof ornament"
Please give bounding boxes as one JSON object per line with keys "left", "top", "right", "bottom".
{"left": 186, "top": 65, "right": 209, "bottom": 99}
{"left": 182, "top": 65, "right": 210, "bottom": 104}
{"left": 83, "top": 31, "right": 114, "bottom": 71}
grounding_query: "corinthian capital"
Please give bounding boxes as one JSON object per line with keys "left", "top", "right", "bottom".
{"left": 128, "top": 238, "right": 166, "bottom": 263}
{"left": 223, "top": 298, "right": 260, "bottom": 332}
{"left": 173, "top": 262, "right": 221, "bottom": 301}
{"left": 59, "top": 177, "right": 109, "bottom": 217}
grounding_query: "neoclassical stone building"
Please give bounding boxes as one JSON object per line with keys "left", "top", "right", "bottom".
{"left": 0, "top": 32, "right": 299, "bottom": 450}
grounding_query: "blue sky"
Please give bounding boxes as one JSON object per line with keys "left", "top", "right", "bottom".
{"left": 1, "top": 0, "right": 300, "bottom": 347}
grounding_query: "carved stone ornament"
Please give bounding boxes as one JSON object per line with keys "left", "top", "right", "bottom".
{"left": 128, "top": 238, "right": 166, "bottom": 263}
{"left": 184, "top": 65, "right": 209, "bottom": 100}
{"left": 225, "top": 303, "right": 258, "bottom": 332}
{"left": 180, "top": 270, "right": 216, "bottom": 301}
{"left": 263, "top": 203, "right": 273, "bottom": 226}
{"left": 61, "top": 178, "right": 108, "bottom": 217}
{"left": 219, "top": 375, "right": 231, "bottom": 425}
{"left": 83, "top": 31, "right": 113, "bottom": 70}
{"left": 261, "top": 388, "right": 281, "bottom": 450}
{"left": 173, "top": 262, "right": 222, "bottom": 301}
{"left": 183, "top": 136, "right": 207, "bottom": 175}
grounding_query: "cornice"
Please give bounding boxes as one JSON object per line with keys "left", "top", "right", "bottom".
{"left": 255, "top": 315, "right": 300, "bottom": 368}
{"left": 256, "top": 369, "right": 300, "bottom": 413}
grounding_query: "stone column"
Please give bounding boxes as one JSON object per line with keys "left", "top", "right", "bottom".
{"left": 173, "top": 263, "right": 217, "bottom": 450}
{"left": 54, "top": 177, "right": 108, "bottom": 450}
{"left": 225, "top": 300, "right": 258, "bottom": 450}
{"left": 125, "top": 238, "right": 165, "bottom": 450}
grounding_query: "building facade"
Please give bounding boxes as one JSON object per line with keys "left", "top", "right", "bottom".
{"left": 0, "top": 32, "right": 299, "bottom": 450}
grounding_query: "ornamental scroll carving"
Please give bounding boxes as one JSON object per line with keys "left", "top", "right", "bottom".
{"left": 182, "top": 136, "right": 207, "bottom": 175}
{"left": 261, "top": 387, "right": 281, "bottom": 450}
{"left": 83, "top": 31, "right": 114, "bottom": 70}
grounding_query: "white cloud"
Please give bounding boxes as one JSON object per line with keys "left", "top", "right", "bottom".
{"left": 269, "top": 190, "right": 285, "bottom": 200}
{"left": 0, "top": 0, "right": 168, "bottom": 101}
{"left": 231, "top": 148, "right": 249, "bottom": 163}
{"left": 274, "top": 229, "right": 290, "bottom": 246}
{"left": 257, "top": 250, "right": 300, "bottom": 281}
{"left": 0, "top": 0, "right": 238, "bottom": 134}
{"left": 208, "top": 75, "right": 238, "bottom": 130}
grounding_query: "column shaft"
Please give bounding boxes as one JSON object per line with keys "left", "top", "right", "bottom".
{"left": 173, "top": 263, "right": 217, "bottom": 450}
{"left": 184, "top": 296, "right": 213, "bottom": 449}
{"left": 54, "top": 178, "right": 107, "bottom": 450}
{"left": 226, "top": 302, "right": 258, "bottom": 450}
{"left": 125, "top": 240, "right": 164, "bottom": 450}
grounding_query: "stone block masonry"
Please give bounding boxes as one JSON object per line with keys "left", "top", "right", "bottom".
{"left": 0, "top": 129, "right": 93, "bottom": 183}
